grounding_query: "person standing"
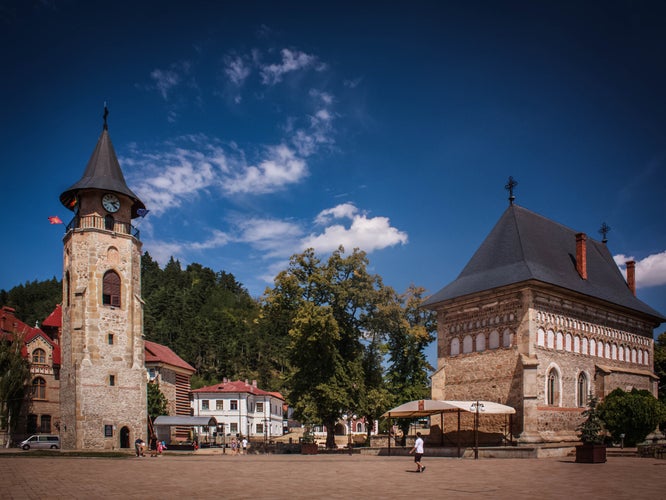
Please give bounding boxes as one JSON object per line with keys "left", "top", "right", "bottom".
{"left": 409, "top": 432, "right": 425, "bottom": 472}
{"left": 241, "top": 437, "right": 248, "bottom": 455}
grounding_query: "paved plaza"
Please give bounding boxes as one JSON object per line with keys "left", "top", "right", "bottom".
{"left": 1, "top": 452, "right": 663, "bottom": 499}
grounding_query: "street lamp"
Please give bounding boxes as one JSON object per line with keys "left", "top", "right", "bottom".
{"left": 470, "top": 401, "right": 485, "bottom": 460}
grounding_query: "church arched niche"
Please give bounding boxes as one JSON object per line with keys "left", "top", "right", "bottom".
{"left": 462, "top": 335, "right": 473, "bottom": 354}
{"left": 547, "top": 329, "right": 555, "bottom": 349}
{"left": 537, "top": 328, "right": 545, "bottom": 347}
{"left": 502, "top": 328, "right": 512, "bottom": 348}
{"left": 450, "top": 337, "right": 460, "bottom": 356}
{"left": 475, "top": 333, "right": 486, "bottom": 352}
{"left": 488, "top": 330, "right": 500, "bottom": 349}
{"left": 556, "top": 331, "right": 564, "bottom": 350}
{"left": 107, "top": 246, "right": 119, "bottom": 265}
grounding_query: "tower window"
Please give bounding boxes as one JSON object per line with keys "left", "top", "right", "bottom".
{"left": 105, "top": 215, "right": 115, "bottom": 231}
{"left": 32, "top": 348, "right": 46, "bottom": 364}
{"left": 32, "top": 377, "right": 46, "bottom": 400}
{"left": 109, "top": 375, "right": 115, "bottom": 386}
{"left": 102, "top": 270, "right": 121, "bottom": 307}
{"left": 108, "top": 334, "right": 114, "bottom": 345}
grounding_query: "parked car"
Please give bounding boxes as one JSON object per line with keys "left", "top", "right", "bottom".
{"left": 20, "top": 434, "right": 60, "bottom": 450}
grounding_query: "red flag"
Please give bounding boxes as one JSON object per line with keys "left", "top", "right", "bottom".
{"left": 48, "top": 216, "right": 63, "bottom": 224}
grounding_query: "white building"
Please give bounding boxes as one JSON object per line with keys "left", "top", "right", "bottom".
{"left": 191, "top": 379, "right": 284, "bottom": 442}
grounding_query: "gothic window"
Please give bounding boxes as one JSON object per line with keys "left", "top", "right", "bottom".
{"left": 537, "top": 328, "right": 545, "bottom": 347}
{"left": 489, "top": 330, "right": 500, "bottom": 349}
{"left": 577, "top": 373, "right": 588, "bottom": 407}
{"left": 40, "top": 415, "right": 51, "bottom": 433}
{"left": 32, "top": 348, "right": 46, "bottom": 364}
{"left": 32, "top": 377, "right": 46, "bottom": 400}
{"left": 547, "top": 368, "right": 560, "bottom": 406}
{"left": 625, "top": 346, "right": 631, "bottom": 362}
{"left": 102, "top": 270, "right": 121, "bottom": 307}
{"left": 644, "top": 350, "right": 650, "bottom": 365}
{"left": 476, "top": 333, "right": 486, "bottom": 352}
{"left": 450, "top": 338, "right": 460, "bottom": 356}
{"left": 502, "top": 329, "right": 511, "bottom": 348}
{"left": 463, "top": 335, "right": 473, "bottom": 354}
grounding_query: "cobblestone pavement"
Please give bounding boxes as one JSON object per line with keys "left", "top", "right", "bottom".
{"left": 1, "top": 452, "right": 663, "bottom": 499}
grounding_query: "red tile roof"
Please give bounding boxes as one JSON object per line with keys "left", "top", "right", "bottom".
{"left": 42, "top": 304, "right": 62, "bottom": 327}
{"left": 144, "top": 340, "right": 195, "bottom": 373}
{"left": 192, "top": 379, "right": 284, "bottom": 400}
{"left": 1, "top": 306, "right": 60, "bottom": 365}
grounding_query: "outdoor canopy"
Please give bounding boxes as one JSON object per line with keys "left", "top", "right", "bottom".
{"left": 153, "top": 416, "right": 218, "bottom": 427}
{"left": 381, "top": 400, "right": 516, "bottom": 418}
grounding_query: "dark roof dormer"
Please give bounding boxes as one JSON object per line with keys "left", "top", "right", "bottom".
{"left": 59, "top": 107, "right": 145, "bottom": 219}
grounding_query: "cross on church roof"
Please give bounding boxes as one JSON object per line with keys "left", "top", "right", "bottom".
{"left": 599, "top": 222, "right": 611, "bottom": 244}
{"left": 505, "top": 176, "right": 518, "bottom": 205}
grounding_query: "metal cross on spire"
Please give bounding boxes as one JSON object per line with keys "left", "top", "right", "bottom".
{"left": 598, "top": 222, "right": 611, "bottom": 244}
{"left": 505, "top": 176, "right": 518, "bottom": 205}
{"left": 103, "top": 103, "right": 109, "bottom": 131}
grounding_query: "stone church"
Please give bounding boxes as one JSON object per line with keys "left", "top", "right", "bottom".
{"left": 57, "top": 109, "right": 148, "bottom": 449}
{"left": 423, "top": 192, "right": 664, "bottom": 444}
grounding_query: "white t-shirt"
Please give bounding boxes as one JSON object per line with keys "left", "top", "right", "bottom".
{"left": 415, "top": 437, "right": 424, "bottom": 454}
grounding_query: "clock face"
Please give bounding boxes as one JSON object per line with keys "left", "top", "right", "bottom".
{"left": 102, "top": 193, "right": 120, "bottom": 213}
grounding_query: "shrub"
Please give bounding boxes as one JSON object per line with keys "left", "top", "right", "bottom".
{"left": 597, "top": 388, "right": 666, "bottom": 446}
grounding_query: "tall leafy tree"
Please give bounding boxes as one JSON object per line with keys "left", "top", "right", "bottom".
{"left": 261, "top": 247, "right": 402, "bottom": 448}
{"left": 0, "top": 333, "right": 31, "bottom": 447}
{"left": 654, "top": 332, "right": 666, "bottom": 402}
{"left": 598, "top": 388, "right": 666, "bottom": 446}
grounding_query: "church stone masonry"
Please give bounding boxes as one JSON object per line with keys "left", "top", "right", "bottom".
{"left": 58, "top": 110, "right": 148, "bottom": 449}
{"left": 424, "top": 198, "right": 664, "bottom": 445}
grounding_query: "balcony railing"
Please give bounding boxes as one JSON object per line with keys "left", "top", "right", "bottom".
{"left": 66, "top": 215, "right": 140, "bottom": 239}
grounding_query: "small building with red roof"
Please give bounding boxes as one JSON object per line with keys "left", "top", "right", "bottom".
{"left": 191, "top": 379, "right": 284, "bottom": 444}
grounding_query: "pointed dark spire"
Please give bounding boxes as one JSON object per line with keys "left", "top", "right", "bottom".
{"left": 505, "top": 176, "right": 518, "bottom": 205}
{"left": 60, "top": 109, "right": 146, "bottom": 218}
{"left": 598, "top": 222, "right": 611, "bottom": 244}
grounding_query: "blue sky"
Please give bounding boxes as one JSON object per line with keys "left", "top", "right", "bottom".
{"left": 2, "top": 1, "right": 665, "bottom": 363}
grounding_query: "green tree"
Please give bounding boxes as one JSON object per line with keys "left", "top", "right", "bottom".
{"left": 654, "top": 332, "right": 666, "bottom": 402}
{"left": 147, "top": 382, "right": 169, "bottom": 422}
{"left": 0, "top": 333, "right": 31, "bottom": 447}
{"left": 261, "top": 247, "right": 408, "bottom": 448}
{"left": 598, "top": 388, "right": 666, "bottom": 446}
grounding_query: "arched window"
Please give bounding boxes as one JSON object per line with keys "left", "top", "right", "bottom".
{"left": 40, "top": 415, "right": 52, "bottom": 433}
{"left": 102, "top": 270, "right": 121, "bottom": 307}
{"left": 32, "top": 348, "right": 46, "bottom": 364}
{"left": 565, "top": 333, "right": 572, "bottom": 351}
{"left": 537, "top": 328, "right": 545, "bottom": 347}
{"left": 547, "top": 329, "right": 555, "bottom": 349}
{"left": 574, "top": 336, "right": 580, "bottom": 353}
{"left": 547, "top": 367, "right": 560, "bottom": 406}
{"left": 450, "top": 338, "right": 460, "bottom": 356}
{"left": 577, "top": 373, "right": 588, "bottom": 407}
{"left": 502, "top": 329, "right": 511, "bottom": 348}
{"left": 32, "top": 377, "right": 46, "bottom": 400}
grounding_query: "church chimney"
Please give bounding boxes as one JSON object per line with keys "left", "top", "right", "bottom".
{"left": 575, "top": 233, "right": 587, "bottom": 280}
{"left": 626, "top": 260, "right": 636, "bottom": 296}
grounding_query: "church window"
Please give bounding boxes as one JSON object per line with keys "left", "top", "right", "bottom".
{"left": 589, "top": 339, "right": 596, "bottom": 357}
{"left": 502, "top": 329, "right": 511, "bottom": 348}
{"left": 618, "top": 346, "right": 624, "bottom": 361}
{"left": 450, "top": 338, "right": 460, "bottom": 356}
{"left": 32, "top": 377, "right": 46, "bottom": 400}
{"left": 631, "top": 349, "right": 637, "bottom": 363}
{"left": 637, "top": 350, "right": 643, "bottom": 364}
{"left": 565, "top": 334, "right": 572, "bottom": 351}
{"left": 547, "top": 368, "right": 560, "bottom": 406}
{"left": 463, "top": 335, "right": 473, "bottom": 354}
{"left": 625, "top": 346, "right": 631, "bottom": 362}
{"left": 537, "top": 328, "right": 545, "bottom": 347}
{"left": 547, "top": 330, "right": 555, "bottom": 349}
{"left": 577, "top": 373, "right": 588, "bottom": 407}
{"left": 611, "top": 344, "right": 617, "bottom": 360}
{"left": 489, "top": 330, "right": 500, "bottom": 349}
{"left": 102, "top": 270, "right": 121, "bottom": 307}
{"left": 574, "top": 336, "right": 580, "bottom": 353}
{"left": 40, "top": 415, "right": 51, "bottom": 433}
{"left": 644, "top": 350, "right": 650, "bottom": 365}
{"left": 32, "top": 348, "right": 46, "bottom": 364}
{"left": 105, "top": 214, "right": 115, "bottom": 231}
{"left": 476, "top": 333, "right": 486, "bottom": 352}
{"left": 582, "top": 338, "right": 588, "bottom": 355}
{"left": 605, "top": 343, "right": 611, "bottom": 359}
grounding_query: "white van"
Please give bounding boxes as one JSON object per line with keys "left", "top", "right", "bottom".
{"left": 20, "top": 434, "right": 60, "bottom": 450}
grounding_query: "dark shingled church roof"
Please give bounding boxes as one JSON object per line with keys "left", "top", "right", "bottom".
{"left": 423, "top": 204, "right": 665, "bottom": 322}
{"left": 60, "top": 112, "right": 145, "bottom": 219}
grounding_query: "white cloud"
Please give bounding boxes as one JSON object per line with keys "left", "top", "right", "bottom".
{"left": 614, "top": 251, "right": 666, "bottom": 288}
{"left": 224, "top": 144, "right": 307, "bottom": 195}
{"left": 260, "top": 48, "right": 318, "bottom": 85}
{"left": 224, "top": 54, "right": 251, "bottom": 86}
{"left": 189, "top": 230, "right": 231, "bottom": 250}
{"left": 236, "top": 217, "right": 303, "bottom": 258}
{"left": 303, "top": 206, "right": 408, "bottom": 254}
{"left": 149, "top": 62, "right": 192, "bottom": 100}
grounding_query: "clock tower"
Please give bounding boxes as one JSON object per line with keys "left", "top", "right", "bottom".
{"left": 59, "top": 108, "right": 148, "bottom": 450}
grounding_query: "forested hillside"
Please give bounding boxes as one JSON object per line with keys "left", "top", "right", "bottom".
{"left": 0, "top": 277, "right": 61, "bottom": 327}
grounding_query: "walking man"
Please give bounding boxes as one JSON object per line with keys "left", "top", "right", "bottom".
{"left": 409, "top": 432, "right": 425, "bottom": 472}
